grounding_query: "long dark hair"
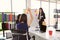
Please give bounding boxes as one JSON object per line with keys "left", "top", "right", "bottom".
{"left": 16, "top": 14, "right": 21, "bottom": 23}
{"left": 20, "top": 14, "right": 27, "bottom": 23}
{"left": 39, "top": 8, "right": 44, "bottom": 14}
{"left": 38, "top": 8, "right": 45, "bottom": 19}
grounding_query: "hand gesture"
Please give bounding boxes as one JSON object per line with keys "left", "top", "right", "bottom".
{"left": 27, "top": 8, "right": 31, "bottom": 13}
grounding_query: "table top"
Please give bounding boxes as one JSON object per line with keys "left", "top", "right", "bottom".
{"left": 29, "top": 27, "right": 60, "bottom": 40}
{"left": 29, "top": 27, "right": 46, "bottom": 39}
{"left": 0, "top": 30, "right": 12, "bottom": 40}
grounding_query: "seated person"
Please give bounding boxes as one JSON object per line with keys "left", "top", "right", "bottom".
{"left": 17, "top": 8, "right": 33, "bottom": 40}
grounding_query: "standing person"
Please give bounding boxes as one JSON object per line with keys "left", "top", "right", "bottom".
{"left": 17, "top": 8, "right": 33, "bottom": 40}
{"left": 38, "top": 8, "right": 46, "bottom": 32}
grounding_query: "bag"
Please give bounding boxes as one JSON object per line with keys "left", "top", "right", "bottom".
{"left": 40, "top": 25, "right": 46, "bottom": 32}
{"left": 42, "top": 21, "right": 46, "bottom": 26}
{"left": 41, "top": 21, "right": 46, "bottom": 32}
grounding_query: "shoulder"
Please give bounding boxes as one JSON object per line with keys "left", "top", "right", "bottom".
{"left": 42, "top": 13, "right": 45, "bottom": 15}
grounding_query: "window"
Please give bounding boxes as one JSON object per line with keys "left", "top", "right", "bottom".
{"left": 31, "top": 0, "right": 40, "bottom": 9}
{"left": 57, "top": 3, "right": 60, "bottom": 30}
{"left": 12, "top": 0, "right": 26, "bottom": 15}
{"left": 50, "top": 2, "right": 56, "bottom": 26}
{"left": 0, "top": 0, "right": 11, "bottom": 12}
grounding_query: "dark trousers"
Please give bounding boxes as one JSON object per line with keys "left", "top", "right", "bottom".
{"left": 39, "top": 20, "right": 46, "bottom": 32}
{"left": 19, "top": 35, "right": 27, "bottom": 40}
{"left": 39, "top": 21, "right": 43, "bottom": 31}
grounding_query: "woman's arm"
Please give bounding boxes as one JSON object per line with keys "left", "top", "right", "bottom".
{"left": 38, "top": 13, "right": 40, "bottom": 20}
{"left": 43, "top": 13, "right": 46, "bottom": 19}
{"left": 27, "top": 8, "right": 33, "bottom": 27}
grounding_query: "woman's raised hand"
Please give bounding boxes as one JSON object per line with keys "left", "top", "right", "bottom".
{"left": 27, "top": 8, "right": 31, "bottom": 13}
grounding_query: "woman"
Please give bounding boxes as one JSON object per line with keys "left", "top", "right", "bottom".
{"left": 38, "top": 8, "right": 46, "bottom": 32}
{"left": 17, "top": 8, "right": 33, "bottom": 40}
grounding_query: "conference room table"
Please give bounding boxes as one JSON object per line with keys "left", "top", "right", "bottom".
{"left": 0, "top": 27, "right": 60, "bottom": 40}
{"left": 29, "top": 27, "right": 60, "bottom": 40}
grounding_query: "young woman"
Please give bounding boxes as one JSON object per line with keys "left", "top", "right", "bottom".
{"left": 38, "top": 8, "right": 46, "bottom": 32}
{"left": 17, "top": 8, "right": 33, "bottom": 40}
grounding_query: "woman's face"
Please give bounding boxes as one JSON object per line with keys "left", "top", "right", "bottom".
{"left": 39, "top": 9, "right": 42, "bottom": 13}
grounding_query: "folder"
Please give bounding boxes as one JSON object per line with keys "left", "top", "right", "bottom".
{"left": 9, "top": 13, "right": 12, "bottom": 21}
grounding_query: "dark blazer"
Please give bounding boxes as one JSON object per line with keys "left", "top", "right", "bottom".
{"left": 38, "top": 13, "right": 45, "bottom": 21}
